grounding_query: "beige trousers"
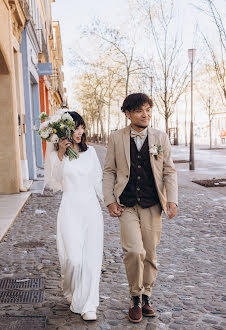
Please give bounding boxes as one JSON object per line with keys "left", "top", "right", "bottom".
{"left": 119, "top": 203, "right": 162, "bottom": 297}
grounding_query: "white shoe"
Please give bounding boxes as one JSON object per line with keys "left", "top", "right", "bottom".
{"left": 82, "top": 311, "right": 97, "bottom": 321}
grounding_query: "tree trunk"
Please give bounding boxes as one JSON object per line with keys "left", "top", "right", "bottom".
{"left": 96, "top": 118, "right": 99, "bottom": 137}
{"left": 98, "top": 104, "right": 105, "bottom": 143}
{"left": 175, "top": 108, "right": 179, "bottom": 145}
{"left": 208, "top": 98, "right": 212, "bottom": 150}
{"left": 209, "top": 117, "right": 212, "bottom": 150}
{"left": 117, "top": 99, "right": 120, "bottom": 129}
{"left": 92, "top": 122, "right": 95, "bottom": 138}
{"left": 125, "top": 69, "right": 129, "bottom": 127}
{"left": 185, "top": 94, "right": 188, "bottom": 146}
{"left": 108, "top": 103, "right": 111, "bottom": 141}
{"left": 165, "top": 116, "right": 169, "bottom": 134}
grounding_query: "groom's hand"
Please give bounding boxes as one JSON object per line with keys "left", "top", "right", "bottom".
{"left": 167, "top": 202, "right": 177, "bottom": 219}
{"left": 108, "top": 202, "right": 123, "bottom": 217}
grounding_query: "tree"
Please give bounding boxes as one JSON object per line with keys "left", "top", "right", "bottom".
{"left": 196, "top": 64, "right": 221, "bottom": 149}
{"left": 131, "top": 0, "right": 189, "bottom": 133}
{"left": 102, "top": 60, "right": 124, "bottom": 139}
{"left": 75, "top": 52, "right": 126, "bottom": 142}
{"left": 75, "top": 71, "right": 108, "bottom": 142}
{"left": 85, "top": 20, "right": 149, "bottom": 126}
{"left": 194, "top": 0, "right": 226, "bottom": 101}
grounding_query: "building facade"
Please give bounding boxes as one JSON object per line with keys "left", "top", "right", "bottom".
{"left": 21, "top": 18, "right": 43, "bottom": 180}
{"left": 20, "top": 0, "right": 65, "bottom": 178}
{"left": 38, "top": 3, "right": 66, "bottom": 157}
{"left": 0, "top": 0, "right": 65, "bottom": 194}
{"left": 51, "top": 20, "right": 65, "bottom": 113}
{"left": 0, "top": 0, "right": 28, "bottom": 194}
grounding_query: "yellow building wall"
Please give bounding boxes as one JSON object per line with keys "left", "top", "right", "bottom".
{"left": 0, "top": 0, "right": 25, "bottom": 193}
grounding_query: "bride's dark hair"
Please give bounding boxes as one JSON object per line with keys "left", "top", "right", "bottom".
{"left": 67, "top": 111, "right": 88, "bottom": 152}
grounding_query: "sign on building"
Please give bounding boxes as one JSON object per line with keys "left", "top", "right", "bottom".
{"left": 38, "top": 63, "right": 53, "bottom": 76}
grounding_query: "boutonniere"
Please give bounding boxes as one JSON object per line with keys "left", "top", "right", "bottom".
{"left": 149, "top": 144, "right": 162, "bottom": 160}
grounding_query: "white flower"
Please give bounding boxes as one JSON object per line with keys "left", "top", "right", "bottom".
{"left": 50, "top": 134, "right": 59, "bottom": 143}
{"left": 47, "top": 127, "right": 53, "bottom": 134}
{"left": 149, "top": 146, "right": 158, "bottom": 155}
{"left": 56, "top": 108, "right": 67, "bottom": 116}
{"left": 40, "top": 130, "right": 50, "bottom": 139}
{"left": 62, "top": 113, "right": 73, "bottom": 121}
{"left": 40, "top": 121, "right": 49, "bottom": 130}
{"left": 49, "top": 114, "right": 61, "bottom": 124}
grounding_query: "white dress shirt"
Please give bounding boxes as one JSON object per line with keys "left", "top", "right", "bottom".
{"left": 130, "top": 127, "right": 148, "bottom": 151}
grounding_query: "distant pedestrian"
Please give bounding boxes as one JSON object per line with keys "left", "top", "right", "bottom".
{"left": 103, "top": 93, "right": 178, "bottom": 323}
{"left": 44, "top": 111, "right": 103, "bottom": 321}
{"left": 220, "top": 129, "right": 226, "bottom": 144}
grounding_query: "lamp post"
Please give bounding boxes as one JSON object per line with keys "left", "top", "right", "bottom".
{"left": 188, "top": 48, "right": 196, "bottom": 170}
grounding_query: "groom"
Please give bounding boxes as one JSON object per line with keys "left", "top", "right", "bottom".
{"left": 103, "top": 93, "right": 178, "bottom": 323}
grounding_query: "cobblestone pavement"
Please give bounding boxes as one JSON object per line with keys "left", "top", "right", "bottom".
{"left": 0, "top": 145, "right": 226, "bottom": 330}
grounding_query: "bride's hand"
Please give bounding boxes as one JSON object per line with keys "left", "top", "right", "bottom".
{"left": 58, "top": 138, "right": 70, "bottom": 160}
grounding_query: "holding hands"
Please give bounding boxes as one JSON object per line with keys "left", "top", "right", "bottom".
{"left": 107, "top": 202, "right": 177, "bottom": 219}
{"left": 108, "top": 202, "right": 124, "bottom": 217}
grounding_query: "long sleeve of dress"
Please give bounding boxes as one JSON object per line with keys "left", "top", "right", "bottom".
{"left": 91, "top": 147, "right": 104, "bottom": 202}
{"left": 51, "top": 152, "right": 65, "bottom": 185}
{"left": 44, "top": 142, "right": 65, "bottom": 192}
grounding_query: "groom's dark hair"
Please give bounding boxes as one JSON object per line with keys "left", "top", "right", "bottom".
{"left": 121, "top": 93, "right": 153, "bottom": 113}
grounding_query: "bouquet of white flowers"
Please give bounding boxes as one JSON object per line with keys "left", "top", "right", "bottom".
{"left": 39, "top": 110, "right": 79, "bottom": 160}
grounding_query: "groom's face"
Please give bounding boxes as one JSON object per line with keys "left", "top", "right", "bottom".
{"left": 126, "top": 102, "right": 152, "bottom": 129}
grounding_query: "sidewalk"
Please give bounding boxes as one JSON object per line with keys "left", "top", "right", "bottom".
{"left": 172, "top": 144, "right": 226, "bottom": 177}
{"left": 0, "top": 170, "right": 45, "bottom": 242}
{"left": 0, "top": 144, "right": 225, "bottom": 329}
{"left": 1, "top": 144, "right": 225, "bottom": 242}
{"left": 0, "top": 192, "right": 31, "bottom": 242}
{"left": 172, "top": 144, "right": 226, "bottom": 199}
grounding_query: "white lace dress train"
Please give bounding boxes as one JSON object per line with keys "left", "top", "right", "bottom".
{"left": 49, "top": 145, "right": 104, "bottom": 314}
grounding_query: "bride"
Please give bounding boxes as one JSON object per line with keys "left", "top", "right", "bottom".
{"left": 45, "top": 111, "right": 104, "bottom": 321}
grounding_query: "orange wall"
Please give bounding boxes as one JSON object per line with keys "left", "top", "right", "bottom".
{"left": 39, "top": 76, "right": 49, "bottom": 159}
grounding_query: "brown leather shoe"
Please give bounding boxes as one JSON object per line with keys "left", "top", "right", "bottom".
{"left": 142, "top": 295, "right": 156, "bottom": 317}
{"left": 128, "top": 296, "right": 142, "bottom": 323}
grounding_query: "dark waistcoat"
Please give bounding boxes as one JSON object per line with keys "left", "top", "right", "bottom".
{"left": 119, "top": 136, "right": 160, "bottom": 208}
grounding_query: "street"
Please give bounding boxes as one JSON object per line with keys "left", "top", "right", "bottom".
{"left": 0, "top": 144, "right": 225, "bottom": 330}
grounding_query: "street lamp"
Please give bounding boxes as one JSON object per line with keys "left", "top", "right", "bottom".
{"left": 188, "top": 48, "right": 196, "bottom": 170}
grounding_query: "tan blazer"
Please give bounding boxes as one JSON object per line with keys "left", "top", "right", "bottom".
{"left": 103, "top": 125, "right": 178, "bottom": 214}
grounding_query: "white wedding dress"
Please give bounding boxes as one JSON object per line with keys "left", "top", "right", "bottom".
{"left": 47, "top": 145, "right": 104, "bottom": 315}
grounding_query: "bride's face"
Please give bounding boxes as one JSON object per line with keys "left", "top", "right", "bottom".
{"left": 72, "top": 125, "right": 84, "bottom": 144}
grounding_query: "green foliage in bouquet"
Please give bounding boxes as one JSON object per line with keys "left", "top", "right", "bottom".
{"left": 38, "top": 111, "right": 80, "bottom": 160}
